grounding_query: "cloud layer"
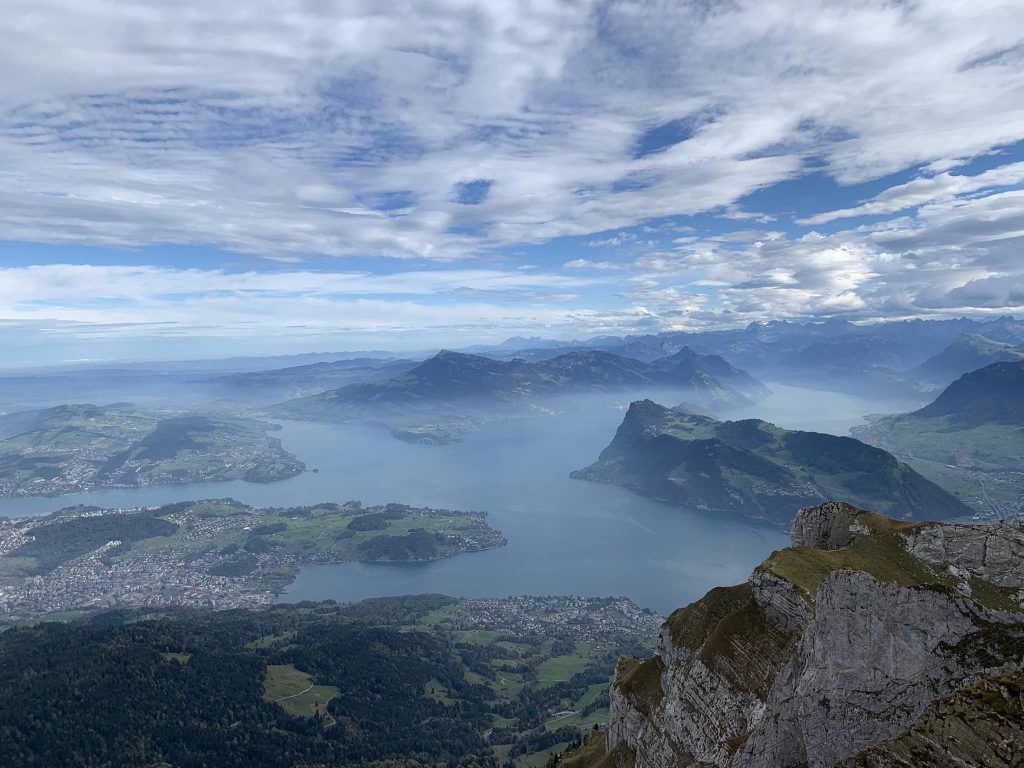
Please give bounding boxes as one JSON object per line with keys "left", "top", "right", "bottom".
{"left": 3, "top": 0, "right": 1024, "bottom": 355}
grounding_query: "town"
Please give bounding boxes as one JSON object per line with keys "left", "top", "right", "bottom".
{"left": 0, "top": 499, "right": 507, "bottom": 622}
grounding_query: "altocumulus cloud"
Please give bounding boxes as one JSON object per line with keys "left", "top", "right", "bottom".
{"left": 2, "top": 0, "right": 1024, "bottom": 344}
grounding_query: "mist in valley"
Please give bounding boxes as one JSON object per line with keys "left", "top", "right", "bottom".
{"left": 0, "top": 374, "right": 918, "bottom": 613}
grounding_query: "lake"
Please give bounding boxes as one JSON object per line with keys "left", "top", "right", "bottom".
{"left": 0, "top": 383, "right": 915, "bottom": 614}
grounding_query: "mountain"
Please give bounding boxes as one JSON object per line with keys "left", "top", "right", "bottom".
{"left": 208, "top": 356, "right": 419, "bottom": 402}
{"left": 489, "top": 316, "right": 1024, "bottom": 399}
{"left": 569, "top": 501, "right": 1024, "bottom": 768}
{"left": 572, "top": 400, "right": 970, "bottom": 525}
{"left": 912, "top": 334, "right": 1024, "bottom": 385}
{"left": 912, "top": 359, "right": 1024, "bottom": 426}
{"left": 780, "top": 332, "right": 918, "bottom": 370}
{"left": 853, "top": 361, "right": 1024, "bottom": 513}
{"left": 273, "top": 349, "right": 769, "bottom": 442}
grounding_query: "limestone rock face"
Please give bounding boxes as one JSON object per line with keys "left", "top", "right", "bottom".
{"left": 789, "top": 500, "right": 860, "bottom": 549}
{"left": 902, "top": 520, "right": 1024, "bottom": 588}
{"left": 603, "top": 502, "right": 1024, "bottom": 768}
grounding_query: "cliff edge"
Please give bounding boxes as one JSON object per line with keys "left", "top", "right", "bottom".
{"left": 578, "top": 501, "right": 1024, "bottom": 767}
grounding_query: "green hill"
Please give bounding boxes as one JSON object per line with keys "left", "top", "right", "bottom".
{"left": 0, "top": 404, "right": 305, "bottom": 497}
{"left": 854, "top": 361, "right": 1024, "bottom": 473}
{"left": 853, "top": 360, "right": 1024, "bottom": 515}
{"left": 572, "top": 400, "right": 970, "bottom": 525}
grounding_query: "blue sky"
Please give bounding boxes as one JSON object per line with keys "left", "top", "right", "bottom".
{"left": 2, "top": 0, "right": 1024, "bottom": 364}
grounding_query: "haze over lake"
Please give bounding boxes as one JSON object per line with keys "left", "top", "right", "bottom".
{"left": 0, "top": 383, "right": 921, "bottom": 613}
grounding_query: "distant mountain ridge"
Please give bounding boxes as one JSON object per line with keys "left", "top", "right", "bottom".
{"left": 482, "top": 315, "right": 1024, "bottom": 398}
{"left": 911, "top": 334, "right": 1024, "bottom": 385}
{"left": 272, "top": 348, "right": 769, "bottom": 442}
{"left": 209, "top": 356, "right": 419, "bottom": 403}
{"left": 573, "top": 400, "right": 970, "bottom": 525}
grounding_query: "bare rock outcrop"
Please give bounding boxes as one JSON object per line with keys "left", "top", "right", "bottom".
{"left": 789, "top": 500, "right": 860, "bottom": 549}
{"left": 596, "top": 501, "right": 1024, "bottom": 768}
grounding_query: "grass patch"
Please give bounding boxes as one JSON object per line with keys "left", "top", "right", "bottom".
{"left": 521, "top": 741, "right": 572, "bottom": 767}
{"left": 424, "top": 678, "right": 456, "bottom": 704}
{"left": 558, "top": 729, "right": 637, "bottom": 768}
{"left": 665, "top": 582, "right": 752, "bottom": 651}
{"left": 968, "top": 576, "right": 1023, "bottom": 613}
{"left": 456, "top": 629, "right": 499, "bottom": 645}
{"left": 576, "top": 683, "right": 607, "bottom": 709}
{"left": 536, "top": 651, "right": 591, "bottom": 689}
{"left": 760, "top": 527, "right": 947, "bottom": 601}
{"left": 614, "top": 656, "right": 664, "bottom": 717}
{"left": 698, "top": 597, "right": 795, "bottom": 696}
{"left": 262, "top": 664, "right": 339, "bottom": 720}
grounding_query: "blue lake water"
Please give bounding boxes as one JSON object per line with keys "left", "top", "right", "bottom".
{"left": 0, "top": 384, "right": 911, "bottom": 614}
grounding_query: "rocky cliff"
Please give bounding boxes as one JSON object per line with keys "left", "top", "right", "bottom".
{"left": 582, "top": 501, "right": 1024, "bottom": 767}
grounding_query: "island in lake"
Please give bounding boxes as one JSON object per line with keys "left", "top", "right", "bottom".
{"left": 0, "top": 404, "right": 305, "bottom": 497}
{"left": 0, "top": 499, "right": 507, "bottom": 621}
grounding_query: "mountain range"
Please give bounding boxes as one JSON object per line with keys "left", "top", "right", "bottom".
{"left": 572, "top": 400, "right": 970, "bottom": 525}
{"left": 272, "top": 348, "right": 769, "bottom": 443}
{"left": 911, "top": 334, "right": 1024, "bottom": 386}
{"left": 483, "top": 315, "right": 1024, "bottom": 396}
{"left": 207, "top": 356, "right": 419, "bottom": 403}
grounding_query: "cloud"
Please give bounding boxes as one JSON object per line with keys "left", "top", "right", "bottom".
{"left": 0, "top": 263, "right": 632, "bottom": 354}
{"left": 0, "top": 263, "right": 600, "bottom": 298}
{"left": 1, "top": 0, "right": 1024, "bottom": 261}
{"left": 625, "top": 189, "right": 1024, "bottom": 326}
{"left": 800, "top": 161, "right": 1024, "bottom": 225}
{"left": 3, "top": 0, "right": 1024, "bottom": 360}
{"left": 563, "top": 258, "right": 623, "bottom": 270}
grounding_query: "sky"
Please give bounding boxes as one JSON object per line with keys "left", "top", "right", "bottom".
{"left": 3, "top": 0, "right": 1024, "bottom": 364}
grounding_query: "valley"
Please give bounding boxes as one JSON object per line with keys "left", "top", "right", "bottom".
{"left": 853, "top": 360, "right": 1024, "bottom": 519}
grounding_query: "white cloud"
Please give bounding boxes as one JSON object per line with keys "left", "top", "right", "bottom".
{"left": 800, "top": 161, "right": 1024, "bottom": 225}
{"left": 563, "top": 258, "right": 623, "bottom": 270}
{"left": 0, "top": 263, "right": 633, "bottom": 355}
{"left": 1, "top": 1, "right": 1023, "bottom": 260}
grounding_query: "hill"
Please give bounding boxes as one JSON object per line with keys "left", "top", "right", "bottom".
{"left": 853, "top": 360, "right": 1024, "bottom": 517}
{"left": 911, "top": 359, "right": 1024, "bottom": 425}
{"left": 273, "top": 349, "right": 768, "bottom": 443}
{"left": 572, "top": 400, "right": 969, "bottom": 525}
{"left": 912, "top": 334, "right": 1024, "bottom": 386}
{"left": 0, "top": 404, "right": 305, "bottom": 497}
{"left": 566, "top": 501, "right": 1024, "bottom": 768}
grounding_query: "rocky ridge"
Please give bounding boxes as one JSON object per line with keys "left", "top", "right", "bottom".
{"left": 582, "top": 501, "right": 1024, "bottom": 767}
